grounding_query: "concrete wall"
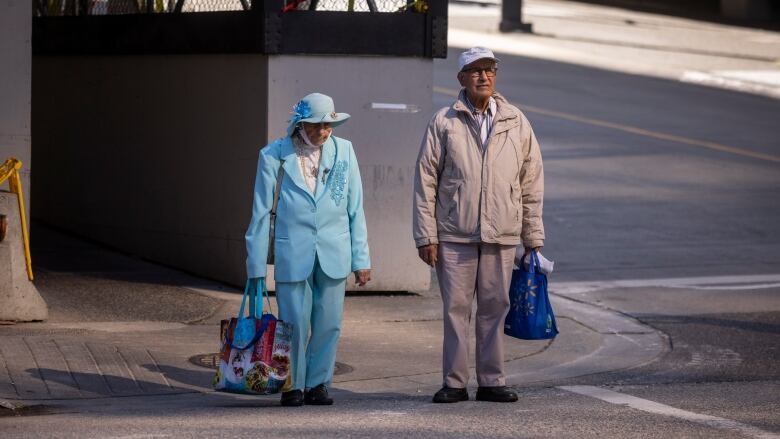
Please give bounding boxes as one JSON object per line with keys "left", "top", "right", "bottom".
{"left": 33, "top": 55, "right": 269, "bottom": 286}
{"left": 0, "top": 0, "right": 32, "bottom": 214}
{"left": 32, "top": 54, "right": 433, "bottom": 291}
{"left": 266, "top": 55, "right": 433, "bottom": 291}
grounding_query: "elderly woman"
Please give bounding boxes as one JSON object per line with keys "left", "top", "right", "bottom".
{"left": 245, "top": 92, "right": 371, "bottom": 407}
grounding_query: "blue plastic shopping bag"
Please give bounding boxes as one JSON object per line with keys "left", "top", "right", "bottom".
{"left": 504, "top": 251, "right": 559, "bottom": 340}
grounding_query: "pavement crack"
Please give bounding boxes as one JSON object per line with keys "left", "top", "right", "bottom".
{"left": 115, "top": 347, "right": 143, "bottom": 391}
{"left": 0, "top": 343, "right": 20, "bottom": 397}
{"left": 83, "top": 342, "right": 112, "bottom": 394}
{"left": 22, "top": 337, "right": 52, "bottom": 396}
{"left": 146, "top": 350, "right": 174, "bottom": 390}
{"left": 51, "top": 339, "right": 84, "bottom": 396}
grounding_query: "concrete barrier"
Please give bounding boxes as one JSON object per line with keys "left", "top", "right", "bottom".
{"left": 0, "top": 191, "right": 47, "bottom": 322}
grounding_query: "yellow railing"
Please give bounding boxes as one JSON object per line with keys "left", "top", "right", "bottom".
{"left": 0, "top": 158, "right": 33, "bottom": 281}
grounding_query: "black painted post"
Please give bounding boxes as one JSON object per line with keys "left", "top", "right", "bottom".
{"left": 499, "top": 0, "right": 532, "bottom": 33}
{"left": 426, "top": 0, "right": 448, "bottom": 58}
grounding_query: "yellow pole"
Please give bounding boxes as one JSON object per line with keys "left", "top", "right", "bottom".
{"left": 0, "top": 158, "right": 34, "bottom": 281}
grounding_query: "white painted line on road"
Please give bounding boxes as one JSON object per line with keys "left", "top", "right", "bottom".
{"left": 681, "top": 70, "right": 780, "bottom": 99}
{"left": 559, "top": 385, "right": 780, "bottom": 439}
{"left": 689, "top": 282, "right": 780, "bottom": 291}
{"left": 434, "top": 85, "right": 780, "bottom": 164}
{"left": 548, "top": 274, "right": 780, "bottom": 295}
{"left": 96, "top": 435, "right": 171, "bottom": 439}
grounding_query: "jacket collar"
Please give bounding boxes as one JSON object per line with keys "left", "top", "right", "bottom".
{"left": 314, "top": 136, "right": 336, "bottom": 201}
{"left": 279, "top": 134, "right": 337, "bottom": 202}
{"left": 279, "top": 136, "right": 310, "bottom": 199}
{"left": 452, "top": 89, "right": 520, "bottom": 134}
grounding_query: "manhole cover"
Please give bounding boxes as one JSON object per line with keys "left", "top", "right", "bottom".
{"left": 334, "top": 361, "right": 354, "bottom": 376}
{"left": 189, "top": 353, "right": 353, "bottom": 376}
{"left": 189, "top": 353, "right": 220, "bottom": 369}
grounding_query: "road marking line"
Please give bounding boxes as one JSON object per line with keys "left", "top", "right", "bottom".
{"left": 96, "top": 435, "right": 171, "bottom": 439}
{"left": 433, "top": 86, "right": 780, "bottom": 163}
{"left": 550, "top": 273, "right": 780, "bottom": 294}
{"left": 681, "top": 70, "right": 780, "bottom": 100}
{"left": 689, "top": 282, "right": 780, "bottom": 290}
{"left": 559, "top": 385, "right": 780, "bottom": 439}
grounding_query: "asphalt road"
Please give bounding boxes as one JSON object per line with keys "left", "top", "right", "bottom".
{"left": 3, "top": 46, "right": 780, "bottom": 439}
{"left": 434, "top": 48, "right": 780, "bottom": 282}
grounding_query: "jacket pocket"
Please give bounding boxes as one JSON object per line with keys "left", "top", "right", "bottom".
{"left": 493, "top": 180, "right": 522, "bottom": 238}
{"left": 437, "top": 179, "right": 463, "bottom": 221}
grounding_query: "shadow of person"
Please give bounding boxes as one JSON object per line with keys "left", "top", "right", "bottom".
{"left": 28, "top": 368, "right": 189, "bottom": 397}
{"left": 139, "top": 363, "right": 215, "bottom": 391}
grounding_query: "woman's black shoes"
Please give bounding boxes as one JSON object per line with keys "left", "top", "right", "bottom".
{"left": 432, "top": 386, "right": 469, "bottom": 403}
{"left": 281, "top": 385, "right": 334, "bottom": 406}
{"left": 280, "top": 389, "right": 304, "bottom": 407}
{"left": 304, "top": 384, "right": 334, "bottom": 405}
{"left": 475, "top": 386, "right": 518, "bottom": 402}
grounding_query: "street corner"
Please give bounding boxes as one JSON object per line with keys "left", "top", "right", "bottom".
{"left": 503, "top": 289, "right": 668, "bottom": 386}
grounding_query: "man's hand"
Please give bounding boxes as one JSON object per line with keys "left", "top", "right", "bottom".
{"left": 354, "top": 269, "right": 371, "bottom": 287}
{"left": 418, "top": 244, "right": 439, "bottom": 267}
{"left": 524, "top": 246, "right": 543, "bottom": 256}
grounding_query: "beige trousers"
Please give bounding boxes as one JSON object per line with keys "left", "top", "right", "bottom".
{"left": 436, "top": 241, "right": 516, "bottom": 388}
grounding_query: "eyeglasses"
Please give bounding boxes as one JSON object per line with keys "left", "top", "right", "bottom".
{"left": 461, "top": 67, "right": 498, "bottom": 78}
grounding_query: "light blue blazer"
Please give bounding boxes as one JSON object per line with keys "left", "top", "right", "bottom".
{"left": 245, "top": 135, "right": 371, "bottom": 282}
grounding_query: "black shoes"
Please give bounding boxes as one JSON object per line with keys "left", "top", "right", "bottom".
{"left": 280, "top": 389, "right": 304, "bottom": 407}
{"left": 281, "top": 385, "right": 334, "bottom": 406}
{"left": 433, "top": 386, "right": 469, "bottom": 403}
{"left": 432, "top": 386, "right": 518, "bottom": 403}
{"left": 304, "top": 384, "right": 334, "bottom": 406}
{"left": 475, "top": 386, "right": 518, "bottom": 403}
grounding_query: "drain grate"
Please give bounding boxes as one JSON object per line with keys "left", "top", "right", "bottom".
{"left": 189, "top": 353, "right": 220, "bottom": 369}
{"left": 189, "top": 353, "right": 353, "bottom": 376}
{"left": 334, "top": 361, "right": 354, "bottom": 376}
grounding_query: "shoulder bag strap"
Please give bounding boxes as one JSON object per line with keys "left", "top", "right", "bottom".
{"left": 267, "top": 151, "right": 285, "bottom": 264}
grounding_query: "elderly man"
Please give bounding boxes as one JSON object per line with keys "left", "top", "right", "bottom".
{"left": 413, "top": 47, "right": 545, "bottom": 403}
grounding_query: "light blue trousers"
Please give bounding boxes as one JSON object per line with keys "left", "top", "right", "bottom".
{"left": 276, "top": 258, "right": 346, "bottom": 391}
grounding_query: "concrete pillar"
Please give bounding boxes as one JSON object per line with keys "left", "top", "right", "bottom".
{"left": 0, "top": 0, "right": 32, "bottom": 217}
{"left": 0, "top": 0, "right": 45, "bottom": 322}
{"left": 0, "top": 191, "right": 47, "bottom": 322}
{"left": 265, "top": 55, "right": 434, "bottom": 292}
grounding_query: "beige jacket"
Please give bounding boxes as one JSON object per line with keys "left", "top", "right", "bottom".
{"left": 413, "top": 91, "right": 545, "bottom": 248}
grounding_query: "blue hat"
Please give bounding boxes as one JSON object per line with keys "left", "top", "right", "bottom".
{"left": 286, "top": 93, "right": 350, "bottom": 137}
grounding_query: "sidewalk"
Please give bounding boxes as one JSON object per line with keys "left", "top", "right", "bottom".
{"left": 449, "top": 0, "right": 780, "bottom": 99}
{"left": 0, "top": 225, "right": 665, "bottom": 407}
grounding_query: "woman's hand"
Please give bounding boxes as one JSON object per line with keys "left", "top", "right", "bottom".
{"left": 354, "top": 269, "right": 371, "bottom": 286}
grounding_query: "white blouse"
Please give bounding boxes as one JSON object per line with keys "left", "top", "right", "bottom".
{"left": 293, "top": 134, "right": 323, "bottom": 194}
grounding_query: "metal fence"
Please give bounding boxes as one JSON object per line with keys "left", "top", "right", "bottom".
{"left": 33, "top": 0, "right": 418, "bottom": 15}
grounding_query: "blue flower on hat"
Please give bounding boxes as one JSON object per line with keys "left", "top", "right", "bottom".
{"left": 289, "top": 100, "right": 312, "bottom": 126}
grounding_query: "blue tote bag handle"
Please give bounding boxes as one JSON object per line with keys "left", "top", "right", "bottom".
{"left": 237, "top": 278, "right": 273, "bottom": 319}
{"left": 232, "top": 279, "right": 275, "bottom": 351}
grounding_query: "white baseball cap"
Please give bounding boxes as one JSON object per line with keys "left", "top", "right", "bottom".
{"left": 458, "top": 47, "right": 500, "bottom": 71}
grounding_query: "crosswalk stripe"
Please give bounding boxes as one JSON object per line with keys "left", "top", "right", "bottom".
{"left": 560, "top": 385, "right": 780, "bottom": 439}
